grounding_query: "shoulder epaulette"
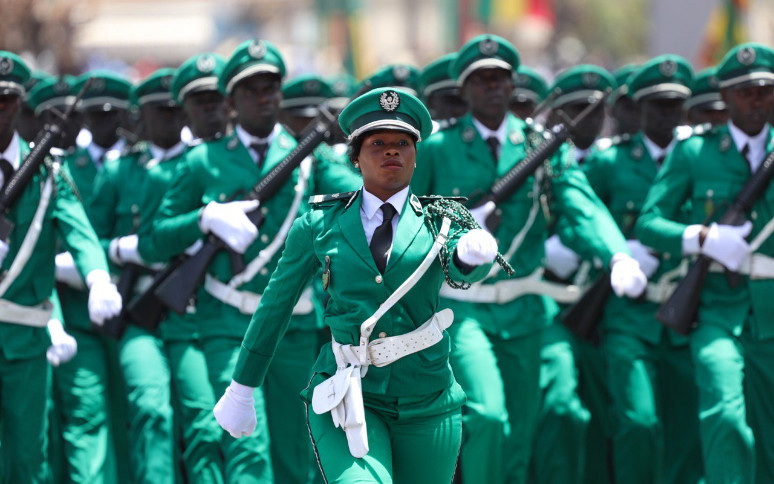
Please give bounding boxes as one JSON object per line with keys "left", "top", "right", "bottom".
{"left": 693, "top": 122, "right": 714, "bottom": 136}
{"left": 436, "top": 117, "right": 460, "bottom": 131}
{"left": 417, "top": 195, "right": 468, "bottom": 204}
{"left": 594, "top": 137, "right": 614, "bottom": 151}
{"left": 308, "top": 191, "right": 357, "bottom": 206}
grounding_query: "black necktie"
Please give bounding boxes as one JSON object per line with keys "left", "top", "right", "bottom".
{"left": 0, "top": 157, "right": 14, "bottom": 192}
{"left": 370, "top": 203, "right": 397, "bottom": 274}
{"left": 656, "top": 155, "right": 665, "bottom": 167}
{"left": 251, "top": 142, "right": 269, "bottom": 168}
{"left": 486, "top": 136, "right": 500, "bottom": 164}
{"left": 741, "top": 144, "right": 751, "bottom": 169}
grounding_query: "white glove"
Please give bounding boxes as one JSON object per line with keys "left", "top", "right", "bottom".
{"left": 456, "top": 229, "right": 498, "bottom": 266}
{"left": 199, "top": 200, "right": 260, "bottom": 254}
{"left": 86, "top": 270, "right": 122, "bottom": 326}
{"left": 55, "top": 252, "right": 86, "bottom": 290}
{"left": 700, "top": 222, "right": 752, "bottom": 271}
{"left": 0, "top": 239, "right": 7, "bottom": 267}
{"left": 468, "top": 201, "right": 496, "bottom": 232}
{"left": 544, "top": 235, "right": 580, "bottom": 279}
{"left": 214, "top": 380, "right": 257, "bottom": 438}
{"left": 626, "top": 240, "right": 659, "bottom": 278}
{"left": 184, "top": 239, "right": 204, "bottom": 256}
{"left": 108, "top": 235, "right": 145, "bottom": 266}
{"left": 46, "top": 319, "right": 77, "bottom": 366}
{"left": 609, "top": 253, "right": 648, "bottom": 298}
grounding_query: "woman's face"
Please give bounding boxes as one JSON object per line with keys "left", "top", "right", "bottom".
{"left": 356, "top": 129, "right": 416, "bottom": 201}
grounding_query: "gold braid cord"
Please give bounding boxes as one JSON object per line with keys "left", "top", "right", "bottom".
{"left": 423, "top": 199, "right": 515, "bottom": 290}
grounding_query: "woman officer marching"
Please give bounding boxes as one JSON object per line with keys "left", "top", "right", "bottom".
{"left": 213, "top": 87, "right": 507, "bottom": 483}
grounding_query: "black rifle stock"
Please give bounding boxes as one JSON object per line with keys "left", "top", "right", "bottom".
{"left": 153, "top": 83, "right": 371, "bottom": 315}
{"left": 657, "top": 150, "right": 774, "bottom": 335}
{"left": 126, "top": 258, "right": 182, "bottom": 331}
{"left": 467, "top": 89, "right": 610, "bottom": 233}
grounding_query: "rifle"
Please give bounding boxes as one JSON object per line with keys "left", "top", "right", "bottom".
{"left": 0, "top": 79, "right": 92, "bottom": 250}
{"left": 656, "top": 149, "right": 774, "bottom": 335}
{"left": 152, "top": 83, "right": 371, "bottom": 315}
{"left": 468, "top": 89, "right": 611, "bottom": 232}
{"left": 125, "top": 258, "right": 179, "bottom": 331}
{"left": 561, "top": 216, "right": 638, "bottom": 344}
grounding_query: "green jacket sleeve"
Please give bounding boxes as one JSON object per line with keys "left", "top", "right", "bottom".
{"left": 87, "top": 159, "right": 119, "bottom": 252}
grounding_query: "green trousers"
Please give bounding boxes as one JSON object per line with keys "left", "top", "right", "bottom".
{"left": 528, "top": 323, "right": 590, "bottom": 484}
{"left": 203, "top": 336, "right": 273, "bottom": 483}
{"left": 448, "top": 317, "right": 542, "bottom": 484}
{"left": 606, "top": 331, "right": 703, "bottom": 484}
{"left": 166, "top": 340, "right": 224, "bottom": 484}
{"left": 0, "top": 352, "right": 50, "bottom": 483}
{"left": 307, "top": 392, "right": 462, "bottom": 483}
{"left": 264, "top": 328, "right": 322, "bottom": 484}
{"left": 691, "top": 322, "right": 774, "bottom": 484}
{"left": 52, "top": 325, "right": 123, "bottom": 484}
{"left": 119, "top": 325, "right": 174, "bottom": 483}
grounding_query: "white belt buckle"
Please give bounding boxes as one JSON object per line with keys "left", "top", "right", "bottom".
{"left": 237, "top": 293, "right": 258, "bottom": 315}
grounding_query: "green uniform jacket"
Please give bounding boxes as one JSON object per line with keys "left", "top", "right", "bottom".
{"left": 152, "top": 127, "right": 361, "bottom": 338}
{"left": 0, "top": 137, "right": 108, "bottom": 359}
{"left": 636, "top": 124, "right": 774, "bottom": 340}
{"left": 412, "top": 113, "right": 628, "bottom": 338}
{"left": 56, "top": 146, "right": 106, "bottom": 330}
{"left": 584, "top": 132, "right": 687, "bottom": 345}
{"left": 233, "top": 190, "right": 491, "bottom": 398}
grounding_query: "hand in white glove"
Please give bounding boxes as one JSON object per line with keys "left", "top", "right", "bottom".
{"left": 626, "top": 240, "right": 659, "bottom": 278}
{"left": 214, "top": 380, "right": 257, "bottom": 438}
{"left": 46, "top": 319, "right": 77, "bottom": 366}
{"left": 108, "top": 235, "right": 145, "bottom": 266}
{"left": 544, "top": 235, "right": 580, "bottom": 279}
{"left": 456, "top": 229, "right": 498, "bottom": 266}
{"left": 199, "top": 200, "right": 260, "bottom": 254}
{"left": 468, "top": 201, "right": 496, "bottom": 232}
{"left": 86, "top": 270, "right": 122, "bottom": 326}
{"left": 55, "top": 252, "right": 86, "bottom": 290}
{"left": 609, "top": 253, "right": 648, "bottom": 298}
{"left": 0, "top": 240, "right": 7, "bottom": 267}
{"left": 701, "top": 222, "right": 752, "bottom": 271}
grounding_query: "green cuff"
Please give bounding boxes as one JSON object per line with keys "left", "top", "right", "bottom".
{"left": 233, "top": 344, "right": 273, "bottom": 387}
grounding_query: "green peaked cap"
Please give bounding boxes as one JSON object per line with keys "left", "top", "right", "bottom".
{"left": 74, "top": 70, "right": 132, "bottom": 112}
{"left": 338, "top": 87, "right": 432, "bottom": 142}
{"left": 686, "top": 67, "right": 725, "bottom": 111}
{"left": 281, "top": 74, "right": 335, "bottom": 110}
{"left": 610, "top": 63, "right": 640, "bottom": 100}
{"left": 132, "top": 68, "right": 177, "bottom": 107}
{"left": 219, "top": 39, "right": 286, "bottom": 95}
{"left": 451, "top": 34, "right": 519, "bottom": 85}
{"left": 171, "top": 53, "right": 226, "bottom": 103}
{"left": 512, "top": 65, "right": 548, "bottom": 103}
{"left": 27, "top": 75, "right": 77, "bottom": 115}
{"left": 24, "top": 70, "right": 55, "bottom": 102}
{"left": 627, "top": 54, "right": 693, "bottom": 101}
{"left": 420, "top": 53, "right": 459, "bottom": 98}
{"left": 358, "top": 64, "right": 422, "bottom": 96}
{"left": 0, "top": 51, "right": 31, "bottom": 97}
{"left": 550, "top": 64, "right": 616, "bottom": 107}
{"left": 716, "top": 42, "right": 774, "bottom": 89}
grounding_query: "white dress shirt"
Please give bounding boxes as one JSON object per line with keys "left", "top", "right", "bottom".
{"left": 87, "top": 138, "right": 127, "bottom": 167}
{"left": 728, "top": 121, "right": 770, "bottom": 173}
{"left": 0, "top": 132, "right": 21, "bottom": 188}
{"left": 149, "top": 142, "right": 186, "bottom": 162}
{"left": 359, "top": 186, "right": 409, "bottom": 265}
{"left": 642, "top": 135, "right": 675, "bottom": 164}
{"left": 472, "top": 115, "right": 508, "bottom": 156}
{"left": 235, "top": 124, "right": 280, "bottom": 164}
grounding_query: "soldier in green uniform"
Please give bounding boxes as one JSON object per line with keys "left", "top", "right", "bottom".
{"left": 531, "top": 64, "right": 617, "bottom": 484}
{"left": 685, "top": 67, "right": 729, "bottom": 127}
{"left": 173, "top": 53, "right": 231, "bottom": 142}
{"left": 411, "top": 34, "right": 648, "bottom": 484}
{"left": 51, "top": 70, "right": 133, "bottom": 484}
{"left": 279, "top": 73, "right": 335, "bottom": 138}
{"left": 636, "top": 43, "right": 774, "bottom": 484}
{"left": 17, "top": 70, "right": 53, "bottom": 143}
{"left": 27, "top": 75, "right": 82, "bottom": 153}
{"left": 420, "top": 53, "right": 468, "bottom": 124}
{"left": 584, "top": 55, "right": 705, "bottom": 484}
{"left": 214, "top": 86, "right": 499, "bottom": 483}
{"left": 151, "top": 39, "right": 360, "bottom": 483}
{"left": 0, "top": 50, "right": 122, "bottom": 483}
{"left": 608, "top": 64, "right": 641, "bottom": 138}
{"left": 509, "top": 65, "right": 548, "bottom": 121}
{"left": 89, "top": 68, "right": 187, "bottom": 483}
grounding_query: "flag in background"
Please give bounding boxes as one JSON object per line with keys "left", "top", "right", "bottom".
{"left": 698, "top": 0, "right": 748, "bottom": 66}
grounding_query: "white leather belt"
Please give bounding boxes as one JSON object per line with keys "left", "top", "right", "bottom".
{"left": 204, "top": 275, "right": 314, "bottom": 315}
{"left": 709, "top": 253, "right": 774, "bottom": 279}
{"left": 440, "top": 268, "right": 581, "bottom": 304}
{"left": 644, "top": 281, "right": 677, "bottom": 304}
{"left": 0, "top": 299, "right": 53, "bottom": 328}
